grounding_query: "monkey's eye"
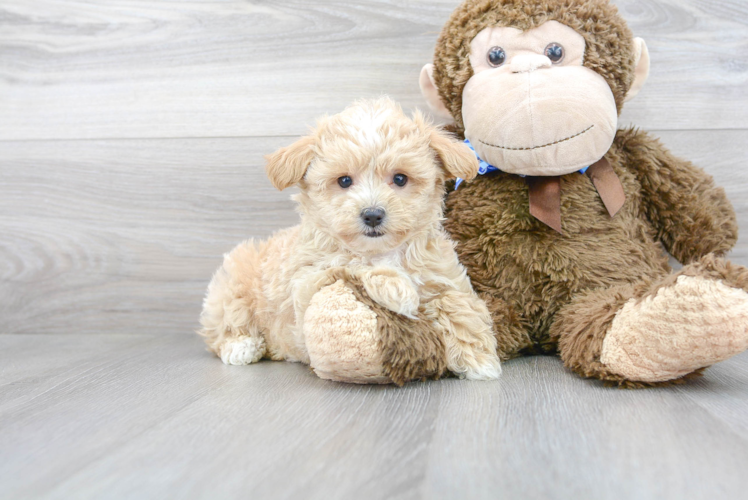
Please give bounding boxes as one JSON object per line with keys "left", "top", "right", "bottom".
{"left": 545, "top": 43, "right": 564, "bottom": 64}
{"left": 338, "top": 176, "right": 353, "bottom": 188}
{"left": 393, "top": 173, "right": 408, "bottom": 187}
{"left": 486, "top": 46, "right": 506, "bottom": 67}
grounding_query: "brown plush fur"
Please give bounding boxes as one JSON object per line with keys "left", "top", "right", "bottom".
{"left": 339, "top": 274, "right": 449, "bottom": 386}
{"left": 617, "top": 130, "right": 738, "bottom": 263}
{"left": 657, "top": 254, "right": 748, "bottom": 295}
{"left": 433, "top": 0, "right": 637, "bottom": 134}
{"left": 443, "top": 128, "right": 739, "bottom": 385}
{"left": 427, "top": 0, "right": 746, "bottom": 386}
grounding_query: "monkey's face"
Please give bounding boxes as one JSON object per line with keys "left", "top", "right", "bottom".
{"left": 462, "top": 21, "right": 618, "bottom": 176}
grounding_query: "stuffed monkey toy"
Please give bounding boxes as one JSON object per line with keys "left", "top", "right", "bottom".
{"left": 419, "top": 0, "right": 748, "bottom": 387}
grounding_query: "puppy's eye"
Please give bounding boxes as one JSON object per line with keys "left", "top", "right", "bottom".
{"left": 393, "top": 173, "right": 408, "bottom": 187}
{"left": 487, "top": 46, "right": 506, "bottom": 67}
{"left": 545, "top": 43, "right": 564, "bottom": 63}
{"left": 337, "top": 176, "right": 352, "bottom": 188}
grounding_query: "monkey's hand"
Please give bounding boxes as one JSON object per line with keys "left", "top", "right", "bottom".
{"left": 618, "top": 128, "right": 737, "bottom": 264}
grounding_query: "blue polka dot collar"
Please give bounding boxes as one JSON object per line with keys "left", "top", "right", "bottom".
{"left": 456, "top": 139, "right": 589, "bottom": 189}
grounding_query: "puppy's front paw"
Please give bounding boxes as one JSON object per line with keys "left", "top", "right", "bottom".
{"left": 361, "top": 268, "right": 419, "bottom": 318}
{"left": 425, "top": 289, "right": 502, "bottom": 381}
{"left": 219, "top": 336, "right": 266, "bottom": 365}
{"left": 461, "top": 356, "right": 502, "bottom": 381}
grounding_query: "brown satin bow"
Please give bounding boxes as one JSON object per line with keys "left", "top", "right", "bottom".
{"left": 526, "top": 157, "right": 625, "bottom": 234}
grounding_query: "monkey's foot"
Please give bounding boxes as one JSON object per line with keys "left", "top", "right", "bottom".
{"left": 601, "top": 274, "right": 748, "bottom": 382}
{"left": 304, "top": 280, "right": 391, "bottom": 384}
{"left": 304, "top": 278, "right": 449, "bottom": 386}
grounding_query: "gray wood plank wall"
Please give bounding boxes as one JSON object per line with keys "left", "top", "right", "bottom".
{"left": 1, "top": 0, "right": 747, "bottom": 335}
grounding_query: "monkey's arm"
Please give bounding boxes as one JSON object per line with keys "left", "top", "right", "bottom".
{"left": 616, "top": 128, "right": 738, "bottom": 264}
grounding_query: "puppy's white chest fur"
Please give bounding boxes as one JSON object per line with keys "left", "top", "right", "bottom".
{"left": 353, "top": 248, "right": 408, "bottom": 274}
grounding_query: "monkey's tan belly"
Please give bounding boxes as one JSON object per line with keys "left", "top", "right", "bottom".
{"left": 444, "top": 171, "right": 669, "bottom": 345}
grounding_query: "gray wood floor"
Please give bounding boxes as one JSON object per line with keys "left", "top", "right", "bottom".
{"left": 1, "top": 334, "right": 748, "bottom": 500}
{"left": 2, "top": 1, "right": 748, "bottom": 498}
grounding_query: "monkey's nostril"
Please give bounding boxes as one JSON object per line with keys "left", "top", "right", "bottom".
{"left": 361, "top": 207, "right": 385, "bottom": 228}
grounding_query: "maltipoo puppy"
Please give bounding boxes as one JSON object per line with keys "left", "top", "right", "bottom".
{"left": 199, "top": 97, "right": 501, "bottom": 382}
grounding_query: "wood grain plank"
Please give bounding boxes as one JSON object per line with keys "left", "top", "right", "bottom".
{"left": 0, "top": 334, "right": 746, "bottom": 499}
{"left": 0, "top": 333, "right": 160, "bottom": 411}
{"left": 1, "top": 130, "right": 746, "bottom": 336}
{"left": 0, "top": 334, "right": 237, "bottom": 498}
{"left": 420, "top": 354, "right": 748, "bottom": 500}
{"left": 0, "top": 137, "right": 297, "bottom": 335}
{"left": 676, "top": 352, "right": 748, "bottom": 439}
{"left": 1, "top": 0, "right": 747, "bottom": 141}
{"left": 616, "top": 0, "right": 748, "bottom": 130}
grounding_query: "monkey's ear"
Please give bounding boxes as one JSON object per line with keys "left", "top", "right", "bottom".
{"left": 624, "top": 38, "right": 650, "bottom": 103}
{"left": 429, "top": 127, "right": 480, "bottom": 181}
{"left": 264, "top": 135, "right": 316, "bottom": 191}
{"left": 419, "top": 64, "right": 456, "bottom": 123}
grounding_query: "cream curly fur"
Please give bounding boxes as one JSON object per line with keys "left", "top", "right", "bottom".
{"left": 198, "top": 97, "right": 501, "bottom": 381}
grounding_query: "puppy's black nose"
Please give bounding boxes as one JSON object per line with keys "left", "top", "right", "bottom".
{"left": 361, "top": 207, "right": 385, "bottom": 228}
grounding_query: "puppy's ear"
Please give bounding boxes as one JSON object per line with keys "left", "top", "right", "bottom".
{"left": 264, "top": 135, "right": 316, "bottom": 191}
{"left": 429, "top": 129, "right": 479, "bottom": 181}
{"left": 413, "top": 110, "right": 479, "bottom": 181}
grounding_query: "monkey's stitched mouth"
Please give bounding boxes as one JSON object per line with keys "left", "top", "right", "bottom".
{"left": 478, "top": 124, "right": 594, "bottom": 151}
